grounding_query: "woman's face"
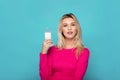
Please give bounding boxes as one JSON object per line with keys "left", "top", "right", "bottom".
{"left": 62, "top": 18, "right": 77, "bottom": 40}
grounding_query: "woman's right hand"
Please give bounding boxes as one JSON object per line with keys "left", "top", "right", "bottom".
{"left": 41, "top": 39, "right": 53, "bottom": 54}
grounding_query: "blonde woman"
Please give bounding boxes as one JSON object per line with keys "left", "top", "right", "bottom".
{"left": 39, "top": 13, "right": 90, "bottom": 80}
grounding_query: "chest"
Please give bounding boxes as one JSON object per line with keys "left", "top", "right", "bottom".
{"left": 52, "top": 51, "right": 77, "bottom": 72}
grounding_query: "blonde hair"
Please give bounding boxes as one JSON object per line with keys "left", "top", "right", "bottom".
{"left": 57, "top": 13, "right": 84, "bottom": 58}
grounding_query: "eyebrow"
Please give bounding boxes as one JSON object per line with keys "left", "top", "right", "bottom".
{"left": 71, "top": 22, "right": 75, "bottom": 24}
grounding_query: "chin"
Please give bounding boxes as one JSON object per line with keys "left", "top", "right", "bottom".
{"left": 64, "top": 34, "right": 76, "bottom": 39}
{"left": 66, "top": 36, "right": 75, "bottom": 39}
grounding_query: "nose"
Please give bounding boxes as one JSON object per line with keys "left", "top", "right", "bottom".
{"left": 68, "top": 25, "right": 72, "bottom": 30}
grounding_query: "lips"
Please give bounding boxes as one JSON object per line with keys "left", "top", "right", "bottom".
{"left": 67, "top": 31, "right": 73, "bottom": 35}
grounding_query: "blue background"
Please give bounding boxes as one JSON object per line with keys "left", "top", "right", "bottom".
{"left": 0, "top": 0, "right": 120, "bottom": 80}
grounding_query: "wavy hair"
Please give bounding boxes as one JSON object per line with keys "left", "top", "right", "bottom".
{"left": 57, "top": 13, "right": 84, "bottom": 58}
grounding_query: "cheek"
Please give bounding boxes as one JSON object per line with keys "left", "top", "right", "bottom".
{"left": 62, "top": 28, "right": 67, "bottom": 33}
{"left": 74, "top": 30, "right": 77, "bottom": 35}
{"left": 73, "top": 27, "right": 77, "bottom": 33}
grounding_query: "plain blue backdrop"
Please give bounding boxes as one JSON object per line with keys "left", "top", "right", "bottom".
{"left": 0, "top": 0, "right": 120, "bottom": 80}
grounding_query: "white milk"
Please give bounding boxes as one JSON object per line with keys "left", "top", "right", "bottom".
{"left": 45, "top": 32, "right": 51, "bottom": 39}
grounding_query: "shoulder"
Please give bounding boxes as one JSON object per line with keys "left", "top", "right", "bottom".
{"left": 47, "top": 45, "right": 58, "bottom": 54}
{"left": 83, "top": 47, "right": 90, "bottom": 54}
{"left": 49, "top": 45, "right": 58, "bottom": 51}
{"left": 78, "top": 47, "right": 90, "bottom": 62}
{"left": 80, "top": 47, "right": 90, "bottom": 57}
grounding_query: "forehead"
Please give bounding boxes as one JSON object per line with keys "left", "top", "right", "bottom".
{"left": 62, "top": 18, "right": 75, "bottom": 24}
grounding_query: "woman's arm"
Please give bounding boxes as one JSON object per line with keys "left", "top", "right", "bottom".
{"left": 40, "top": 53, "right": 48, "bottom": 80}
{"left": 39, "top": 39, "right": 53, "bottom": 80}
{"left": 39, "top": 47, "right": 53, "bottom": 80}
{"left": 74, "top": 48, "right": 90, "bottom": 80}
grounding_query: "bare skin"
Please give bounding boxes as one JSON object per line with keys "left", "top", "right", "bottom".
{"left": 62, "top": 18, "right": 77, "bottom": 49}
{"left": 41, "top": 39, "right": 53, "bottom": 54}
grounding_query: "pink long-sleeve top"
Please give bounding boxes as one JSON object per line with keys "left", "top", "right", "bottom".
{"left": 39, "top": 46, "right": 90, "bottom": 80}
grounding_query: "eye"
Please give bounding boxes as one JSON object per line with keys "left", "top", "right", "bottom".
{"left": 63, "top": 24, "right": 67, "bottom": 27}
{"left": 71, "top": 23, "right": 75, "bottom": 26}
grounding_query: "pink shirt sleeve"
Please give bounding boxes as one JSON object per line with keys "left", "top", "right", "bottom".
{"left": 39, "top": 48, "right": 53, "bottom": 80}
{"left": 74, "top": 48, "right": 90, "bottom": 80}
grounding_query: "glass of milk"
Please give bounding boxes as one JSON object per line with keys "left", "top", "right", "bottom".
{"left": 45, "top": 27, "right": 51, "bottom": 40}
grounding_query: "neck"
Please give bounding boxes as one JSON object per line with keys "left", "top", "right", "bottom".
{"left": 64, "top": 38, "right": 75, "bottom": 49}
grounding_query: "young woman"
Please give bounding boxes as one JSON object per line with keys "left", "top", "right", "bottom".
{"left": 39, "top": 13, "right": 90, "bottom": 80}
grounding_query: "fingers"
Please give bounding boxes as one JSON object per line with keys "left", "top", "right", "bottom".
{"left": 41, "top": 39, "right": 54, "bottom": 53}
{"left": 43, "top": 39, "right": 53, "bottom": 47}
{"left": 45, "top": 39, "right": 53, "bottom": 44}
